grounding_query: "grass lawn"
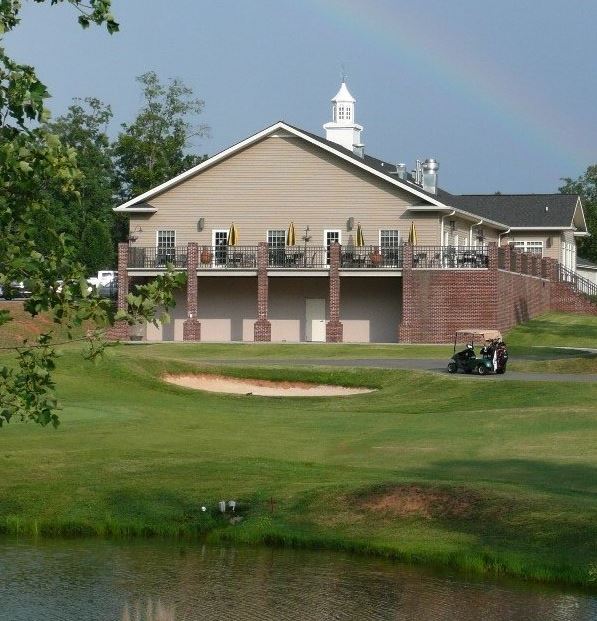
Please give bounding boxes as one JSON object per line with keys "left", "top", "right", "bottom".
{"left": 1, "top": 337, "right": 597, "bottom": 587}
{"left": 1, "top": 309, "right": 596, "bottom": 586}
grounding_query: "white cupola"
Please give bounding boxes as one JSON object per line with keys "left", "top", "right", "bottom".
{"left": 323, "top": 81, "right": 364, "bottom": 156}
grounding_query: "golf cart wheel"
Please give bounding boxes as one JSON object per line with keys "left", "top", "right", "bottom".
{"left": 447, "top": 362, "right": 457, "bottom": 374}
{"left": 477, "top": 365, "right": 488, "bottom": 376}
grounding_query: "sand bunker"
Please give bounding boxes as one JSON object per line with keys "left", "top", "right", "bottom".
{"left": 163, "top": 373, "right": 374, "bottom": 397}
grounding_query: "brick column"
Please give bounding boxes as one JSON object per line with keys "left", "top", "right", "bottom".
{"left": 183, "top": 242, "right": 201, "bottom": 341}
{"left": 107, "top": 242, "right": 130, "bottom": 340}
{"left": 397, "top": 243, "right": 413, "bottom": 342}
{"left": 512, "top": 250, "right": 522, "bottom": 274}
{"left": 502, "top": 244, "right": 511, "bottom": 271}
{"left": 325, "top": 243, "right": 343, "bottom": 342}
{"left": 254, "top": 242, "right": 271, "bottom": 341}
{"left": 487, "top": 242, "right": 498, "bottom": 271}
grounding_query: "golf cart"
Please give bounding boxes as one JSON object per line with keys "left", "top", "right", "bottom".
{"left": 447, "top": 329, "right": 508, "bottom": 375}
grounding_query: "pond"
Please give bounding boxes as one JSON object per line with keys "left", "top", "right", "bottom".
{"left": 1, "top": 539, "right": 596, "bottom": 620}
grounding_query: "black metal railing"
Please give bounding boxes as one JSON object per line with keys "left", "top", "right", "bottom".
{"left": 267, "top": 246, "right": 329, "bottom": 269}
{"left": 341, "top": 245, "right": 403, "bottom": 268}
{"left": 197, "top": 246, "right": 259, "bottom": 269}
{"left": 127, "top": 244, "right": 402, "bottom": 270}
{"left": 128, "top": 246, "right": 188, "bottom": 269}
{"left": 412, "top": 245, "right": 489, "bottom": 269}
{"left": 558, "top": 264, "right": 597, "bottom": 298}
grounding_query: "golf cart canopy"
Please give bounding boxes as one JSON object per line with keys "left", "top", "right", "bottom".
{"left": 455, "top": 329, "right": 502, "bottom": 342}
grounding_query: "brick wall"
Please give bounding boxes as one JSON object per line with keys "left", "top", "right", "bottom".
{"left": 399, "top": 243, "right": 595, "bottom": 343}
{"left": 551, "top": 281, "right": 597, "bottom": 314}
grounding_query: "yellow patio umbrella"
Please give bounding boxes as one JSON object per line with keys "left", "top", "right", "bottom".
{"left": 356, "top": 222, "right": 365, "bottom": 247}
{"left": 408, "top": 221, "right": 418, "bottom": 245}
{"left": 228, "top": 222, "right": 239, "bottom": 246}
{"left": 286, "top": 221, "right": 296, "bottom": 246}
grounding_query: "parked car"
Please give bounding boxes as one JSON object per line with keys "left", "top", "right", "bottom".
{"left": 447, "top": 329, "right": 508, "bottom": 375}
{"left": 87, "top": 270, "right": 117, "bottom": 298}
{"left": 0, "top": 281, "right": 31, "bottom": 299}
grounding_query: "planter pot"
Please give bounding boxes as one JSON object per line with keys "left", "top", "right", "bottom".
{"left": 200, "top": 249, "right": 212, "bottom": 265}
{"left": 129, "top": 323, "right": 144, "bottom": 342}
{"left": 369, "top": 252, "right": 382, "bottom": 267}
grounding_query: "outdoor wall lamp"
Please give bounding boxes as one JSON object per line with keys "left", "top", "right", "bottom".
{"left": 347, "top": 217, "right": 354, "bottom": 231}
{"left": 197, "top": 217, "right": 205, "bottom": 232}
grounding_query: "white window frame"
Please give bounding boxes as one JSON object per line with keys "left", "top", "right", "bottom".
{"left": 156, "top": 230, "right": 176, "bottom": 264}
{"left": 514, "top": 240, "right": 543, "bottom": 256}
{"left": 324, "top": 229, "right": 341, "bottom": 266}
{"left": 156, "top": 229, "right": 176, "bottom": 249}
{"left": 379, "top": 229, "right": 401, "bottom": 248}
{"left": 267, "top": 229, "right": 286, "bottom": 248}
{"left": 212, "top": 229, "right": 229, "bottom": 267}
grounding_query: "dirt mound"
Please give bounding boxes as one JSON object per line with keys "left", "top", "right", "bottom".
{"left": 162, "top": 373, "right": 374, "bottom": 397}
{"left": 357, "top": 485, "right": 482, "bottom": 519}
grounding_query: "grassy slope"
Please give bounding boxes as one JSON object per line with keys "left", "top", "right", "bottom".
{"left": 1, "top": 342, "right": 596, "bottom": 586}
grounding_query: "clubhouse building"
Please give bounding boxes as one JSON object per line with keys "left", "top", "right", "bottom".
{"left": 112, "top": 82, "right": 595, "bottom": 343}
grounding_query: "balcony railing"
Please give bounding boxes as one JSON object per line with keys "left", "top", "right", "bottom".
{"left": 129, "top": 246, "right": 188, "bottom": 269}
{"left": 411, "top": 245, "right": 489, "bottom": 269}
{"left": 128, "top": 245, "right": 405, "bottom": 270}
{"left": 341, "top": 246, "right": 403, "bottom": 269}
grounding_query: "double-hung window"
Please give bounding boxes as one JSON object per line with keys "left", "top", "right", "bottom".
{"left": 513, "top": 241, "right": 543, "bottom": 256}
{"left": 156, "top": 230, "right": 176, "bottom": 265}
{"left": 380, "top": 229, "right": 401, "bottom": 267}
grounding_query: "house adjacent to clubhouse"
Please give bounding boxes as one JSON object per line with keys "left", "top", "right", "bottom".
{"left": 112, "top": 82, "right": 596, "bottom": 343}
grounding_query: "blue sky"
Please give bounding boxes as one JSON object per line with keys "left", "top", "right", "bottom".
{"left": 5, "top": 0, "right": 596, "bottom": 194}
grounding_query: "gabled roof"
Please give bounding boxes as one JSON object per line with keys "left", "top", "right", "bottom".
{"left": 115, "top": 121, "right": 447, "bottom": 211}
{"left": 448, "top": 194, "right": 580, "bottom": 228}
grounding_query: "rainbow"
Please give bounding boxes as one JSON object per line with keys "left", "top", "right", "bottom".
{"left": 305, "top": 0, "right": 589, "bottom": 170}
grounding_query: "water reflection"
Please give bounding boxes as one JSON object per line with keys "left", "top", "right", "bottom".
{"left": 0, "top": 539, "right": 595, "bottom": 621}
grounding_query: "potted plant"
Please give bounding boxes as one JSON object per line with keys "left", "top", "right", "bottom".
{"left": 200, "top": 246, "right": 212, "bottom": 265}
{"left": 369, "top": 246, "right": 382, "bottom": 267}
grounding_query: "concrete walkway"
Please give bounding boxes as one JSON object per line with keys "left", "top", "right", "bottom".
{"left": 203, "top": 358, "right": 597, "bottom": 383}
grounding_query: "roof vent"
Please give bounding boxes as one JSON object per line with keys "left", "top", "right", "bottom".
{"left": 389, "top": 163, "right": 407, "bottom": 180}
{"left": 422, "top": 158, "right": 439, "bottom": 194}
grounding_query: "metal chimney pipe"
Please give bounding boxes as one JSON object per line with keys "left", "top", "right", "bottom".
{"left": 422, "top": 158, "right": 439, "bottom": 194}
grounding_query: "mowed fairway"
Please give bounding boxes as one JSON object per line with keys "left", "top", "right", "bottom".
{"left": 1, "top": 314, "right": 596, "bottom": 587}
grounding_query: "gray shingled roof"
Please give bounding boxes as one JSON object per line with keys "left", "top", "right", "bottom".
{"left": 447, "top": 194, "right": 578, "bottom": 228}
{"left": 286, "top": 124, "right": 580, "bottom": 228}
{"left": 578, "top": 256, "right": 597, "bottom": 269}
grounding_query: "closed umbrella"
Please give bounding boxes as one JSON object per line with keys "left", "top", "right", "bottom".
{"left": 356, "top": 223, "right": 365, "bottom": 247}
{"left": 228, "top": 222, "right": 239, "bottom": 246}
{"left": 408, "top": 221, "right": 418, "bottom": 245}
{"left": 286, "top": 221, "right": 296, "bottom": 246}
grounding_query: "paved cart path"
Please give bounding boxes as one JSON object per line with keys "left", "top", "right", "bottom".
{"left": 202, "top": 358, "right": 597, "bottom": 383}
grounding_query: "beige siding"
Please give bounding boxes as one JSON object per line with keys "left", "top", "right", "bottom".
{"left": 142, "top": 275, "right": 402, "bottom": 343}
{"left": 443, "top": 216, "right": 500, "bottom": 247}
{"left": 128, "top": 135, "right": 440, "bottom": 248}
{"left": 500, "top": 232, "right": 562, "bottom": 261}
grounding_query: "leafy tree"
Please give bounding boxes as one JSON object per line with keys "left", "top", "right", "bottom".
{"left": 560, "top": 165, "right": 597, "bottom": 262}
{"left": 0, "top": 1, "right": 185, "bottom": 428}
{"left": 36, "top": 97, "right": 118, "bottom": 267}
{"left": 79, "top": 218, "right": 113, "bottom": 273}
{"left": 113, "top": 71, "right": 209, "bottom": 198}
